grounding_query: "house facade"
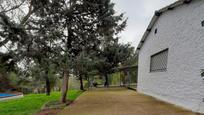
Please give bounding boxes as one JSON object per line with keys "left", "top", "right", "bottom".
{"left": 137, "top": 0, "right": 204, "bottom": 113}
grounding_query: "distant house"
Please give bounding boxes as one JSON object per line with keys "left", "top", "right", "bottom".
{"left": 136, "top": 0, "right": 204, "bottom": 113}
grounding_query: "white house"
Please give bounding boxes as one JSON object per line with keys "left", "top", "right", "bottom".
{"left": 136, "top": 0, "right": 204, "bottom": 113}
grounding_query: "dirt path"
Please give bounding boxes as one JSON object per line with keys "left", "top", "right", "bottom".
{"left": 60, "top": 88, "right": 197, "bottom": 115}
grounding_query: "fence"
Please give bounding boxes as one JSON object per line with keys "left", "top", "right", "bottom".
{"left": 110, "top": 65, "right": 138, "bottom": 89}
{"left": 88, "top": 65, "right": 138, "bottom": 90}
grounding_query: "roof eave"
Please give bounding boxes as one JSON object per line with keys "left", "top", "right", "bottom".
{"left": 136, "top": 0, "right": 193, "bottom": 55}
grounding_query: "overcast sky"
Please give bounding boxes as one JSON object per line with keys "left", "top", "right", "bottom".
{"left": 112, "top": 0, "right": 177, "bottom": 47}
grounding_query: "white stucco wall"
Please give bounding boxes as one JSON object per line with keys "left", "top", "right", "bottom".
{"left": 137, "top": 0, "right": 204, "bottom": 113}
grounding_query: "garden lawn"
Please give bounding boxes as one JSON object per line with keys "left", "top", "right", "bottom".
{"left": 0, "top": 90, "right": 83, "bottom": 115}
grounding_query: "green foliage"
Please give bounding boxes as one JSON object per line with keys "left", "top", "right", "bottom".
{"left": 0, "top": 0, "right": 132, "bottom": 93}
{"left": 68, "top": 76, "right": 81, "bottom": 90}
{"left": 96, "top": 43, "right": 135, "bottom": 75}
{"left": 7, "top": 72, "right": 19, "bottom": 87}
{"left": 121, "top": 49, "right": 138, "bottom": 66}
{"left": 109, "top": 72, "right": 121, "bottom": 85}
{"left": 0, "top": 90, "right": 83, "bottom": 115}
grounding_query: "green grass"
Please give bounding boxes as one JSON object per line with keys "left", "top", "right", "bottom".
{"left": 0, "top": 90, "right": 83, "bottom": 115}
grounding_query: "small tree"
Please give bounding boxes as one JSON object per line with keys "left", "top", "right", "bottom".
{"left": 96, "top": 43, "right": 134, "bottom": 87}
{"left": 74, "top": 50, "right": 95, "bottom": 90}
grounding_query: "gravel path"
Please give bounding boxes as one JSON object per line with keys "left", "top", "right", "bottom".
{"left": 60, "top": 88, "right": 197, "bottom": 115}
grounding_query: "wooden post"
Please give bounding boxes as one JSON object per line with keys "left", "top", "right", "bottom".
{"left": 87, "top": 76, "right": 90, "bottom": 90}
{"left": 127, "top": 71, "right": 131, "bottom": 88}
{"left": 120, "top": 72, "right": 122, "bottom": 87}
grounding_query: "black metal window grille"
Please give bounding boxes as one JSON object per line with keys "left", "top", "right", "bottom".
{"left": 150, "top": 49, "right": 168, "bottom": 72}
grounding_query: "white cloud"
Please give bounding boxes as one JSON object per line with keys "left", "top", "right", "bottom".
{"left": 112, "top": 0, "right": 177, "bottom": 47}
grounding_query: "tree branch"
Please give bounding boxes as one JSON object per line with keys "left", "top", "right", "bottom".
{"left": 20, "top": 1, "right": 36, "bottom": 26}
{"left": 0, "top": 0, "right": 26, "bottom": 14}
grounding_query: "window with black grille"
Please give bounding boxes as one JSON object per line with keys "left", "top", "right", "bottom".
{"left": 150, "top": 49, "right": 168, "bottom": 72}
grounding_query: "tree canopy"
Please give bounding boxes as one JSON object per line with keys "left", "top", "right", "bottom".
{"left": 0, "top": 0, "right": 136, "bottom": 103}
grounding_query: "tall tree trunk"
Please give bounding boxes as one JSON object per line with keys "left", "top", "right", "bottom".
{"left": 104, "top": 74, "right": 109, "bottom": 87}
{"left": 60, "top": 69, "right": 69, "bottom": 103}
{"left": 45, "top": 70, "right": 50, "bottom": 96}
{"left": 79, "top": 75, "right": 84, "bottom": 90}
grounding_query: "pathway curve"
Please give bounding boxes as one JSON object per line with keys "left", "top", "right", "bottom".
{"left": 60, "top": 88, "right": 197, "bottom": 115}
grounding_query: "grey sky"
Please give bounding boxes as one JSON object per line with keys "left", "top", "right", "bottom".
{"left": 112, "top": 0, "right": 177, "bottom": 47}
